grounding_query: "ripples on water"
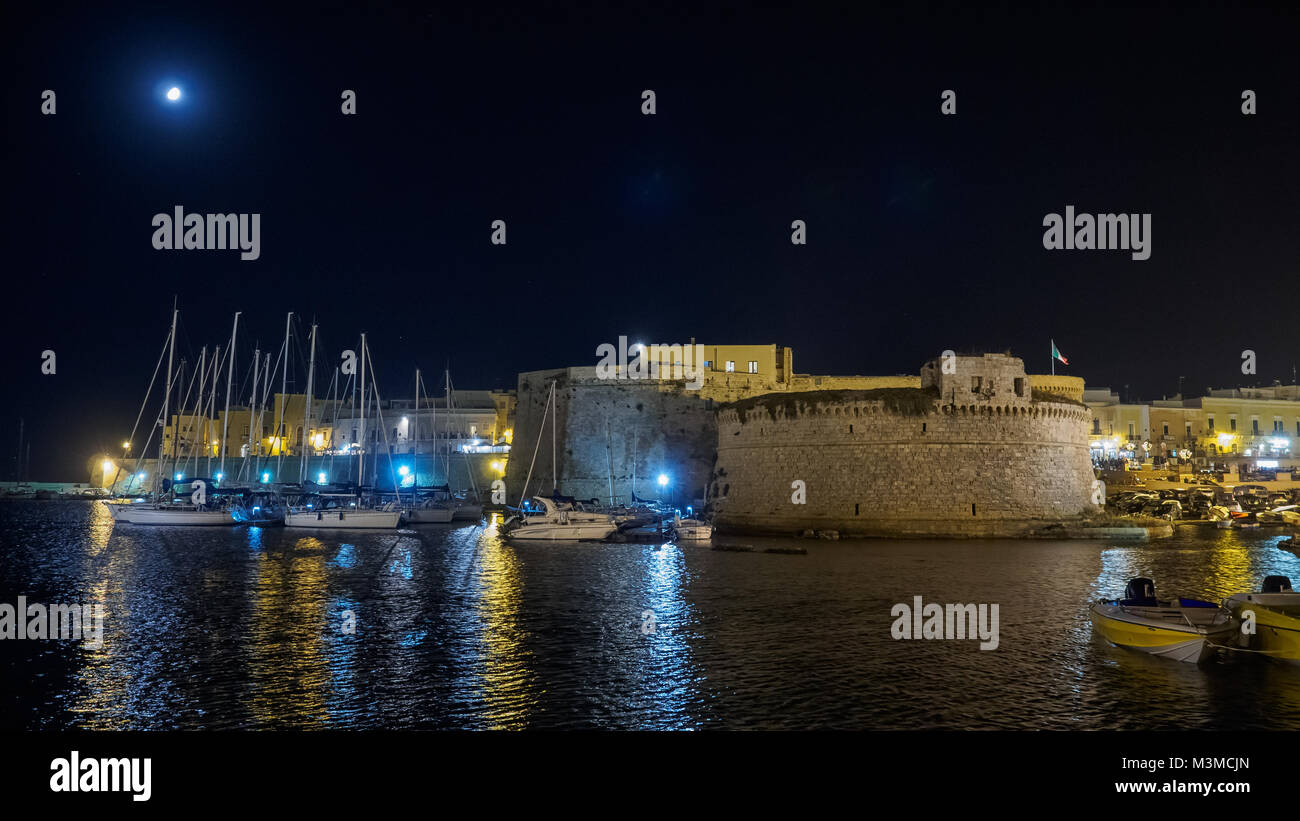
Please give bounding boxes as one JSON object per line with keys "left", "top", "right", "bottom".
{"left": 2, "top": 501, "right": 1299, "bottom": 730}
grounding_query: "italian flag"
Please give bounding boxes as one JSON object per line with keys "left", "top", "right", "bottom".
{"left": 1051, "top": 340, "right": 1068, "bottom": 365}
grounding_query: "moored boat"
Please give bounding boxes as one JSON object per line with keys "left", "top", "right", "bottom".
{"left": 1091, "top": 577, "right": 1237, "bottom": 664}
{"left": 1225, "top": 575, "right": 1300, "bottom": 665}
{"left": 670, "top": 514, "right": 713, "bottom": 541}
{"left": 500, "top": 496, "right": 618, "bottom": 541}
{"left": 284, "top": 493, "right": 401, "bottom": 529}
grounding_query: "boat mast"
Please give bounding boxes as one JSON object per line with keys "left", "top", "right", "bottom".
{"left": 247, "top": 346, "right": 260, "bottom": 481}
{"left": 205, "top": 344, "right": 221, "bottom": 478}
{"left": 551, "top": 378, "right": 557, "bottom": 493}
{"left": 605, "top": 414, "right": 615, "bottom": 506}
{"left": 220, "top": 312, "right": 240, "bottom": 480}
{"left": 159, "top": 302, "right": 178, "bottom": 495}
{"left": 413, "top": 368, "right": 420, "bottom": 491}
{"left": 359, "top": 333, "right": 367, "bottom": 496}
{"left": 300, "top": 321, "right": 316, "bottom": 484}
{"left": 443, "top": 368, "right": 451, "bottom": 484}
{"left": 275, "top": 311, "right": 292, "bottom": 481}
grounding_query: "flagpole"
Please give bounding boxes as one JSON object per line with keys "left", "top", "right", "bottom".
{"left": 1051, "top": 339, "right": 1055, "bottom": 375}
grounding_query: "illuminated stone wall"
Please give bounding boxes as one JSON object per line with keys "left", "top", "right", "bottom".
{"left": 711, "top": 354, "right": 1099, "bottom": 537}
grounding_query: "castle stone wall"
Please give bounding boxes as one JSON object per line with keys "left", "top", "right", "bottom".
{"left": 712, "top": 354, "right": 1099, "bottom": 537}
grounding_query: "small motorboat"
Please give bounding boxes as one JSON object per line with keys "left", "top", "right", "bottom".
{"left": 1257, "top": 504, "right": 1298, "bottom": 524}
{"left": 1224, "top": 576, "right": 1300, "bottom": 665}
{"left": 500, "top": 496, "right": 618, "bottom": 541}
{"left": 669, "top": 514, "right": 713, "bottom": 541}
{"left": 1091, "top": 577, "right": 1237, "bottom": 664}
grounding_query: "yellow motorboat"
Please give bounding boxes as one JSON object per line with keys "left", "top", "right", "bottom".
{"left": 1225, "top": 576, "right": 1300, "bottom": 665}
{"left": 1091, "top": 577, "right": 1237, "bottom": 664}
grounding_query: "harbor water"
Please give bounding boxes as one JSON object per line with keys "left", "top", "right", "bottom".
{"left": 2, "top": 501, "right": 1299, "bottom": 730}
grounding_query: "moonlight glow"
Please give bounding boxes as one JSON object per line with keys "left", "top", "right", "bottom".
{"left": 166, "top": 86, "right": 181, "bottom": 101}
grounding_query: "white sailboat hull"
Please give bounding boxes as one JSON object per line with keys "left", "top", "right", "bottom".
{"left": 285, "top": 509, "right": 401, "bottom": 529}
{"left": 114, "top": 506, "right": 237, "bottom": 526}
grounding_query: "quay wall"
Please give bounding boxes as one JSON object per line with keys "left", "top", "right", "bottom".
{"left": 711, "top": 355, "right": 1100, "bottom": 537}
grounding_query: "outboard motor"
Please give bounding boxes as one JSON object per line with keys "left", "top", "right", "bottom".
{"left": 1123, "top": 577, "right": 1157, "bottom": 606}
{"left": 1262, "top": 575, "right": 1293, "bottom": 594}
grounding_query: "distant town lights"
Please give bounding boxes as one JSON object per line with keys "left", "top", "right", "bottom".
{"left": 166, "top": 86, "right": 181, "bottom": 101}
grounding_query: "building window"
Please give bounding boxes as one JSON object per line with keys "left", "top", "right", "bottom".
{"left": 1274, "top": 419, "right": 1283, "bottom": 432}
{"left": 1128, "top": 422, "right": 1135, "bottom": 437}
{"left": 241, "top": 425, "right": 249, "bottom": 436}
{"left": 748, "top": 361, "right": 758, "bottom": 374}
{"left": 1162, "top": 423, "right": 1169, "bottom": 436}
{"left": 971, "top": 376, "right": 982, "bottom": 393}
{"left": 1014, "top": 378, "right": 1025, "bottom": 396}
{"left": 1252, "top": 418, "right": 1259, "bottom": 434}
{"left": 1207, "top": 417, "right": 1215, "bottom": 432}
{"left": 703, "top": 360, "right": 712, "bottom": 368}
{"left": 1230, "top": 417, "right": 1237, "bottom": 431}
{"left": 725, "top": 361, "right": 735, "bottom": 373}
{"left": 1092, "top": 419, "right": 1101, "bottom": 434}
{"left": 1185, "top": 423, "right": 1192, "bottom": 439}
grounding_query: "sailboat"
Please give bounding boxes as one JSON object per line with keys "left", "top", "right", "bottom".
{"left": 441, "top": 369, "right": 484, "bottom": 521}
{"left": 499, "top": 380, "right": 617, "bottom": 541}
{"left": 105, "top": 304, "right": 238, "bottom": 527}
{"left": 284, "top": 332, "right": 399, "bottom": 529}
{"left": 402, "top": 369, "right": 455, "bottom": 523}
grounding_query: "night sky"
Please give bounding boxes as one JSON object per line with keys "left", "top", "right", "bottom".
{"left": 4, "top": 1, "right": 1298, "bottom": 480}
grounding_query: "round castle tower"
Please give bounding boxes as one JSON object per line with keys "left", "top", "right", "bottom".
{"left": 710, "top": 353, "right": 1098, "bottom": 537}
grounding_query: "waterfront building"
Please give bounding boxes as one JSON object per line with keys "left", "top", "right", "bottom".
{"left": 505, "top": 345, "right": 1069, "bottom": 509}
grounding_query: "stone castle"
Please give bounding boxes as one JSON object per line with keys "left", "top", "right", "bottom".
{"left": 504, "top": 347, "right": 1096, "bottom": 538}
{"left": 712, "top": 353, "right": 1098, "bottom": 537}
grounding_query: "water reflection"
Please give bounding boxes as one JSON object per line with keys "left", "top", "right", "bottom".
{"left": 4, "top": 501, "right": 1300, "bottom": 730}
{"left": 246, "top": 539, "right": 330, "bottom": 728}
{"left": 634, "top": 543, "right": 699, "bottom": 729}
{"left": 472, "top": 533, "right": 530, "bottom": 730}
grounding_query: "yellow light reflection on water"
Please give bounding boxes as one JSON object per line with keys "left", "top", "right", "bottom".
{"left": 246, "top": 537, "right": 330, "bottom": 727}
{"left": 474, "top": 533, "right": 530, "bottom": 729}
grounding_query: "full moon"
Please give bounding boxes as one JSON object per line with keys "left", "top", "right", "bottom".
{"left": 166, "top": 87, "right": 181, "bottom": 101}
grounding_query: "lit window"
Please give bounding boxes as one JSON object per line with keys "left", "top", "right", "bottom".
{"left": 748, "top": 361, "right": 758, "bottom": 373}
{"left": 725, "top": 361, "right": 735, "bottom": 373}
